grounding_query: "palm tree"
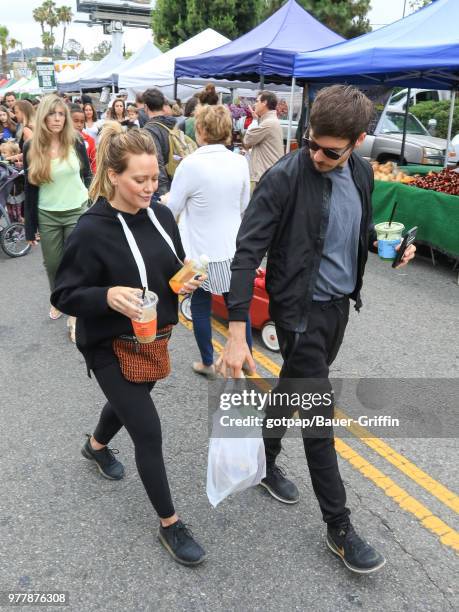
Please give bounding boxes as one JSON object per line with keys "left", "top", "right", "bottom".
{"left": 0, "top": 26, "right": 19, "bottom": 75}
{"left": 57, "top": 6, "right": 73, "bottom": 54}
{"left": 32, "top": 6, "right": 48, "bottom": 37}
{"left": 42, "top": 32, "right": 55, "bottom": 56}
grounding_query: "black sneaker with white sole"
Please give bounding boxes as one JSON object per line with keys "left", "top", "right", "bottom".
{"left": 158, "top": 520, "right": 206, "bottom": 566}
{"left": 81, "top": 434, "right": 125, "bottom": 481}
{"left": 327, "top": 523, "right": 386, "bottom": 574}
{"left": 260, "top": 464, "right": 299, "bottom": 504}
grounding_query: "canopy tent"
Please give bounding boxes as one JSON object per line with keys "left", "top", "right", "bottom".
{"left": 57, "top": 61, "right": 96, "bottom": 92}
{"left": 119, "top": 28, "right": 230, "bottom": 98}
{"left": 15, "top": 77, "right": 42, "bottom": 96}
{"left": 0, "top": 78, "right": 19, "bottom": 96}
{"left": 59, "top": 50, "right": 123, "bottom": 92}
{"left": 293, "top": 0, "right": 459, "bottom": 89}
{"left": 293, "top": 0, "right": 459, "bottom": 165}
{"left": 78, "top": 49, "right": 124, "bottom": 90}
{"left": 117, "top": 39, "right": 162, "bottom": 83}
{"left": 0, "top": 77, "right": 29, "bottom": 95}
{"left": 174, "top": 0, "right": 343, "bottom": 84}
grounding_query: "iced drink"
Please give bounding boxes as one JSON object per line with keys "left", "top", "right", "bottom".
{"left": 375, "top": 222, "right": 404, "bottom": 261}
{"left": 169, "top": 255, "right": 209, "bottom": 294}
{"left": 131, "top": 290, "right": 158, "bottom": 344}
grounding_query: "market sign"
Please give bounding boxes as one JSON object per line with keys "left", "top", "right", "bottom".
{"left": 37, "top": 61, "right": 56, "bottom": 92}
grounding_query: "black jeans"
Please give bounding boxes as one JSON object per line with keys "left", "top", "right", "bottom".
{"left": 263, "top": 298, "right": 351, "bottom": 528}
{"left": 93, "top": 361, "right": 175, "bottom": 519}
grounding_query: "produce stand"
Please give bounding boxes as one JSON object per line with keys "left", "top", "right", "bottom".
{"left": 372, "top": 181, "right": 459, "bottom": 263}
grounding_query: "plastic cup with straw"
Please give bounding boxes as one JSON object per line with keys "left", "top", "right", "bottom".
{"left": 131, "top": 286, "right": 158, "bottom": 343}
{"left": 375, "top": 201, "right": 405, "bottom": 261}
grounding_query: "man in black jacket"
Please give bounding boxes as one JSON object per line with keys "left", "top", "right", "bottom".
{"left": 218, "top": 85, "right": 415, "bottom": 574}
{"left": 143, "top": 88, "right": 177, "bottom": 196}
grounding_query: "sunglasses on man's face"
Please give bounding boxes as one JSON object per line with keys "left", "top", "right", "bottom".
{"left": 304, "top": 137, "right": 353, "bottom": 161}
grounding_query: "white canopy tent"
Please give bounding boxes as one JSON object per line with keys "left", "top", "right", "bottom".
{"left": 78, "top": 49, "right": 124, "bottom": 91}
{"left": 56, "top": 61, "right": 96, "bottom": 92}
{"left": 58, "top": 50, "right": 123, "bottom": 92}
{"left": 119, "top": 29, "right": 230, "bottom": 100}
{"left": 15, "top": 77, "right": 42, "bottom": 96}
{"left": 117, "top": 40, "right": 162, "bottom": 82}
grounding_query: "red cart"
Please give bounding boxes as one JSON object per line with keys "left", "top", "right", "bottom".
{"left": 179, "top": 268, "right": 279, "bottom": 351}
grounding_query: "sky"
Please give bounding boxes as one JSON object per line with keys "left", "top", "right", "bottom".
{"left": 2, "top": 0, "right": 418, "bottom": 55}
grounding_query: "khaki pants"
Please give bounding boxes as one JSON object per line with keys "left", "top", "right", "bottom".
{"left": 250, "top": 180, "right": 258, "bottom": 195}
{"left": 38, "top": 205, "right": 86, "bottom": 291}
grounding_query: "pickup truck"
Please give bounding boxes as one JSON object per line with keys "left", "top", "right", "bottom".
{"left": 358, "top": 109, "right": 456, "bottom": 166}
{"left": 280, "top": 109, "right": 457, "bottom": 165}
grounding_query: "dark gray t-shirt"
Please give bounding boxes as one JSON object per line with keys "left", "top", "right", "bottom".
{"left": 313, "top": 162, "right": 362, "bottom": 301}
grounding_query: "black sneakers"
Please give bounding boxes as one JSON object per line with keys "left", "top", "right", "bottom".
{"left": 327, "top": 523, "right": 386, "bottom": 574}
{"left": 158, "top": 520, "right": 206, "bottom": 566}
{"left": 81, "top": 434, "right": 125, "bottom": 481}
{"left": 260, "top": 464, "right": 300, "bottom": 504}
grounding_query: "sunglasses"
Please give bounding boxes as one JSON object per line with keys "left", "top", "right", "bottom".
{"left": 304, "top": 137, "right": 353, "bottom": 161}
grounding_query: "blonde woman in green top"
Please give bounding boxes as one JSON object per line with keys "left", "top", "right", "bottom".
{"left": 24, "top": 94, "right": 92, "bottom": 339}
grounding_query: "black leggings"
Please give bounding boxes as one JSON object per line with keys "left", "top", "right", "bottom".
{"left": 93, "top": 361, "right": 175, "bottom": 519}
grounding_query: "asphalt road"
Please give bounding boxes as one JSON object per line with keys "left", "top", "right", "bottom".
{"left": 0, "top": 245, "right": 458, "bottom": 612}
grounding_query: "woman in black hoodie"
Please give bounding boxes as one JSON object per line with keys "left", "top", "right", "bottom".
{"left": 51, "top": 122, "right": 207, "bottom": 566}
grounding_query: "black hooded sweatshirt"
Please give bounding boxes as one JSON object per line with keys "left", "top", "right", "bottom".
{"left": 51, "top": 197, "right": 185, "bottom": 372}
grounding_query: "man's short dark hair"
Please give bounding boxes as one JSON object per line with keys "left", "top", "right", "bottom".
{"left": 143, "top": 88, "right": 165, "bottom": 112}
{"left": 310, "top": 85, "right": 374, "bottom": 143}
{"left": 5, "top": 92, "right": 16, "bottom": 99}
{"left": 258, "top": 90, "right": 277, "bottom": 111}
{"left": 135, "top": 92, "right": 144, "bottom": 104}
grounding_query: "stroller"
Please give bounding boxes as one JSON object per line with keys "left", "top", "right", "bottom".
{"left": 0, "top": 162, "right": 30, "bottom": 258}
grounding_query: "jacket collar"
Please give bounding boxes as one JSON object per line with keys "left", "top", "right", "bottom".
{"left": 260, "top": 110, "right": 278, "bottom": 123}
{"left": 194, "top": 144, "right": 228, "bottom": 154}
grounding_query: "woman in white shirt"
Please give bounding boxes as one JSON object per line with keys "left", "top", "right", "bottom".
{"left": 83, "top": 102, "right": 104, "bottom": 145}
{"left": 166, "top": 104, "right": 252, "bottom": 378}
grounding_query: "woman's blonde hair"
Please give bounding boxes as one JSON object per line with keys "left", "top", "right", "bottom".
{"left": 195, "top": 104, "right": 232, "bottom": 145}
{"left": 89, "top": 121, "right": 157, "bottom": 202}
{"left": 14, "top": 99, "right": 35, "bottom": 128}
{"left": 27, "top": 94, "right": 76, "bottom": 186}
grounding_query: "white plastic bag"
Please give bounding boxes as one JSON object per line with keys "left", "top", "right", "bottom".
{"left": 206, "top": 379, "right": 266, "bottom": 507}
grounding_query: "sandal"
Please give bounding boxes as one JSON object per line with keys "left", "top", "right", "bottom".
{"left": 192, "top": 362, "right": 217, "bottom": 380}
{"left": 49, "top": 306, "right": 63, "bottom": 320}
{"left": 67, "top": 317, "right": 76, "bottom": 343}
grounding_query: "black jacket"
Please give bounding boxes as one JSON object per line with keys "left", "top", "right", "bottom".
{"left": 227, "top": 148, "right": 377, "bottom": 333}
{"left": 143, "top": 115, "right": 177, "bottom": 196}
{"left": 51, "top": 198, "right": 185, "bottom": 371}
{"left": 23, "top": 137, "right": 92, "bottom": 241}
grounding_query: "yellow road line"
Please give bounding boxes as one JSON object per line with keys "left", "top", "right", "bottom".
{"left": 335, "top": 438, "right": 459, "bottom": 553}
{"left": 179, "top": 314, "right": 459, "bottom": 553}
{"left": 208, "top": 316, "right": 459, "bottom": 516}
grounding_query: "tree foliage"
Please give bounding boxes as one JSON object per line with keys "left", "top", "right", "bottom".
{"left": 262, "top": 0, "right": 371, "bottom": 39}
{"left": 0, "top": 26, "right": 20, "bottom": 75}
{"left": 90, "top": 41, "right": 112, "bottom": 61}
{"left": 32, "top": 1, "right": 73, "bottom": 56}
{"left": 410, "top": 100, "right": 459, "bottom": 141}
{"left": 152, "top": 0, "right": 262, "bottom": 49}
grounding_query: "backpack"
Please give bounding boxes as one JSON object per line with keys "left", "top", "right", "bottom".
{"left": 150, "top": 121, "right": 197, "bottom": 178}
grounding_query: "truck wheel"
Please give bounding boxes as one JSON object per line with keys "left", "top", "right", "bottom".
{"left": 261, "top": 321, "right": 279, "bottom": 352}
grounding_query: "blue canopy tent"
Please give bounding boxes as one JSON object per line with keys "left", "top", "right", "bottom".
{"left": 175, "top": 0, "right": 343, "bottom": 149}
{"left": 293, "top": 0, "right": 459, "bottom": 163}
{"left": 175, "top": 0, "right": 343, "bottom": 84}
